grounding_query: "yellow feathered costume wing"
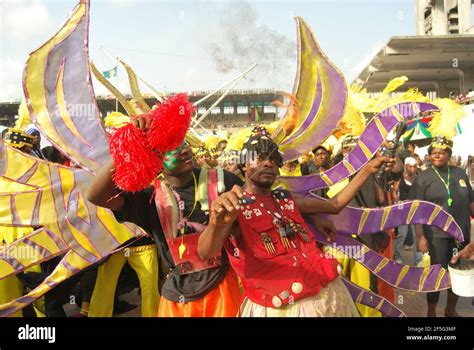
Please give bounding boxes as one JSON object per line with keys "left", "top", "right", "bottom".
{"left": 429, "top": 98, "right": 466, "bottom": 139}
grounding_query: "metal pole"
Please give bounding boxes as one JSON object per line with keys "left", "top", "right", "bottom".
{"left": 115, "top": 71, "right": 119, "bottom": 112}
{"left": 136, "top": 76, "right": 165, "bottom": 102}
{"left": 192, "top": 69, "right": 252, "bottom": 129}
{"left": 198, "top": 124, "right": 210, "bottom": 133}
{"left": 189, "top": 128, "right": 201, "bottom": 137}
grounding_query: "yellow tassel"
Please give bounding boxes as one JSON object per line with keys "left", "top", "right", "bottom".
{"left": 104, "top": 112, "right": 129, "bottom": 128}
{"left": 382, "top": 76, "right": 408, "bottom": 94}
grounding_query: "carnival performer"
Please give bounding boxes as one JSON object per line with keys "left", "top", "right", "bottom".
{"left": 87, "top": 115, "right": 244, "bottom": 317}
{"left": 410, "top": 135, "right": 474, "bottom": 317}
{"left": 195, "top": 146, "right": 212, "bottom": 168}
{"left": 302, "top": 144, "right": 332, "bottom": 199}
{"left": 197, "top": 127, "right": 395, "bottom": 317}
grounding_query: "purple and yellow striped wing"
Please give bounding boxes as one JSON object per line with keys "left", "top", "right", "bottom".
{"left": 0, "top": 1, "right": 148, "bottom": 316}
{"left": 305, "top": 197, "right": 464, "bottom": 293}
{"left": 279, "top": 17, "right": 347, "bottom": 161}
{"left": 321, "top": 200, "right": 464, "bottom": 242}
{"left": 23, "top": 0, "right": 110, "bottom": 174}
{"left": 341, "top": 277, "right": 405, "bottom": 317}
{"left": 0, "top": 142, "right": 146, "bottom": 316}
{"left": 277, "top": 102, "right": 439, "bottom": 194}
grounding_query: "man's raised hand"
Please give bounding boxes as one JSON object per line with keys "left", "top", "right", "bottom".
{"left": 210, "top": 185, "right": 244, "bottom": 228}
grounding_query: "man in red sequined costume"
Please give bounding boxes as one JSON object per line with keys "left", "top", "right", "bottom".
{"left": 198, "top": 127, "right": 395, "bottom": 316}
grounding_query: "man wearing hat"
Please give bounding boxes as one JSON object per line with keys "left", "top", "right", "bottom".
{"left": 197, "top": 126, "right": 395, "bottom": 316}
{"left": 410, "top": 135, "right": 474, "bottom": 317}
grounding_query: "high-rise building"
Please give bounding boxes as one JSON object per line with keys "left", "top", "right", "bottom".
{"left": 354, "top": 0, "right": 474, "bottom": 97}
{"left": 416, "top": 0, "right": 474, "bottom": 35}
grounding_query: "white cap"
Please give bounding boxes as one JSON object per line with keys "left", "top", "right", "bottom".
{"left": 405, "top": 157, "right": 417, "bottom": 166}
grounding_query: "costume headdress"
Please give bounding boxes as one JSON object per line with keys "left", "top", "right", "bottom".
{"left": 241, "top": 125, "right": 283, "bottom": 167}
{"left": 195, "top": 145, "right": 210, "bottom": 158}
{"left": 5, "top": 129, "right": 34, "bottom": 149}
{"left": 430, "top": 135, "right": 453, "bottom": 151}
{"left": 428, "top": 98, "right": 465, "bottom": 152}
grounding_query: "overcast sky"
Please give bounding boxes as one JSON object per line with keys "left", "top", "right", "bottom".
{"left": 0, "top": 0, "right": 417, "bottom": 101}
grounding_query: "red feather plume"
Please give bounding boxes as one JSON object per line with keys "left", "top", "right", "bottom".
{"left": 147, "top": 93, "right": 194, "bottom": 152}
{"left": 109, "top": 124, "right": 163, "bottom": 192}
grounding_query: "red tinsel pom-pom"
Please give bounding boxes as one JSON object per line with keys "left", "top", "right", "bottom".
{"left": 109, "top": 124, "right": 163, "bottom": 192}
{"left": 147, "top": 93, "right": 194, "bottom": 152}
